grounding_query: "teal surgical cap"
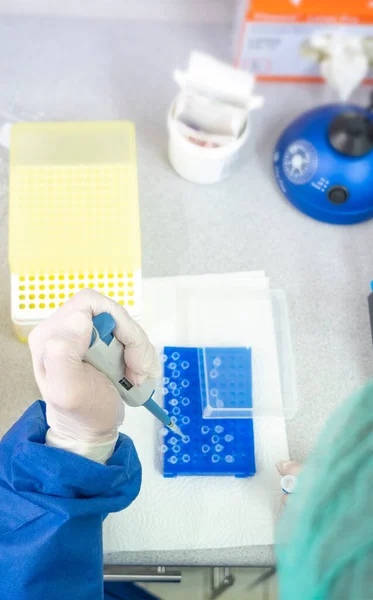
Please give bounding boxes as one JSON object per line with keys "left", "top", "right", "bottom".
{"left": 276, "top": 380, "right": 373, "bottom": 600}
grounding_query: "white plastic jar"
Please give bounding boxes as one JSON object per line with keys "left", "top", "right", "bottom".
{"left": 167, "top": 102, "right": 250, "bottom": 185}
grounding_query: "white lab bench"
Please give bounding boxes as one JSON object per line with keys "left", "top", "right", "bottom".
{"left": 0, "top": 16, "right": 372, "bottom": 567}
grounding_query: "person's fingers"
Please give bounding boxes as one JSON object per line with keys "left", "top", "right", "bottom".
{"left": 29, "top": 289, "right": 160, "bottom": 384}
{"left": 71, "top": 289, "right": 160, "bottom": 381}
{"left": 276, "top": 459, "right": 302, "bottom": 476}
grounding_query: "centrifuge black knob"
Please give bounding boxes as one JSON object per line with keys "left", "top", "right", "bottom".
{"left": 327, "top": 186, "right": 349, "bottom": 205}
{"left": 328, "top": 111, "right": 373, "bottom": 157}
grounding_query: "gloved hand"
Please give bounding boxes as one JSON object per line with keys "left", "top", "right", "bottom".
{"left": 29, "top": 289, "right": 160, "bottom": 463}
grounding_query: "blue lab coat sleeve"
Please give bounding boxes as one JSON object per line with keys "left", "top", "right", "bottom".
{"left": 0, "top": 401, "right": 142, "bottom": 600}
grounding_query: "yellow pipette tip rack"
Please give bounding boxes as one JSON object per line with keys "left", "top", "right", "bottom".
{"left": 9, "top": 121, "right": 142, "bottom": 341}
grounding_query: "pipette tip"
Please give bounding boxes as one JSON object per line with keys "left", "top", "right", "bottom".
{"left": 168, "top": 422, "right": 184, "bottom": 438}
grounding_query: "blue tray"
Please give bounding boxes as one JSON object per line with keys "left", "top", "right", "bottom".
{"left": 161, "top": 346, "right": 256, "bottom": 478}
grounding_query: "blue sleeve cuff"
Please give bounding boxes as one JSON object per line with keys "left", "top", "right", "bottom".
{"left": 0, "top": 400, "right": 142, "bottom": 516}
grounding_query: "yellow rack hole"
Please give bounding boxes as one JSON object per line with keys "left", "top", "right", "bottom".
{"left": 59, "top": 302, "right": 64, "bottom": 307}
{"left": 88, "top": 274, "right": 94, "bottom": 280}
{"left": 108, "top": 273, "right": 114, "bottom": 279}
{"left": 29, "top": 303, "right": 36, "bottom": 309}
{"left": 49, "top": 294, "right": 55, "bottom": 299}
{"left": 19, "top": 276, "right": 25, "bottom": 282}
{"left": 29, "top": 294, "right": 35, "bottom": 300}
{"left": 29, "top": 276, "right": 35, "bottom": 281}
{"left": 58, "top": 284, "right": 64, "bottom": 290}
{"left": 30, "top": 285, "right": 35, "bottom": 291}
{"left": 49, "top": 284, "right": 55, "bottom": 290}
{"left": 69, "top": 283, "right": 74, "bottom": 289}
{"left": 58, "top": 275, "right": 64, "bottom": 280}
{"left": 119, "top": 300, "right": 124, "bottom": 306}
{"left": 40, "top": 284, "right": 45, "bottom": 290}
{"left": 108, "top": 283, "right": 114, "bottom": 288}
{"left": 19, "top": 285, "right": 25, "bottom": 291}
{"left": 118, "top": 273, "right": 123, "bottom": 278}
{"left": 128, "top": 291, "right": 134, "bottom": 297}
{"left": 98, "top": 273, "right": 104, "bottom": 279}
{"left": 68, "top": 274, "right": 74, "bottom": 280}
{"left": 19, "top": 294, "right": 25, "bottom": 300}
{"left": 78, "top": 274, "right": 84, "bottom": 280}
{"left": 98, "top": 283, "right": 104, "bottom": 289}
{"left": 39, "top": 303, "right": 45, "bottom": 309}
{"left": 118, "top": 281, "right": 124, "bottom": 288}
{"left": 48, "top": 275, "right": 55, "bottom": 281}
{"left": 19, "top": 304, "right": 26, "bottom": 309}
{"left": 39, "top": 294, "right": 45, "bottom": 299}
{"left": 128, "top": 281, "right": 134, "bottom": 288}
{"left": 39, "top": 275, "right": 45, "bottom": 281}
{"left": 128, "top": 300, "right": 135, "bottom": 306}
{"left": 118, "top": 291, "right": 124, "bottom": 297}
{"left": 108, "top": 292, "right": 114, "bottom": 298}
{"left": 88, "top": 283, "right": 94, "bottom": 288}
{"left": 59, "top": 293, "right": 65, "bottom": 299}
{"left": 128, "top": 273, "right": 133, "bottom": 278}
{"left": 69, "top": 293, "right": 74, "bottom": 298}
{"left": 78, "top": 283, "right": 85, "bottom": 289}
{"left": 49, "top": 303, "right": 56, "bottom": 308}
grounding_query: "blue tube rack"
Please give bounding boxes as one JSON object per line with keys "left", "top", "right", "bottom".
{"left": 161, "top": 346, "right": 256, "bottom": 478}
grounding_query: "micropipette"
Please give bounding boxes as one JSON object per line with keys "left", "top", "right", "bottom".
{"left": 84, "top": 312, "right": 183, "bottom": 437}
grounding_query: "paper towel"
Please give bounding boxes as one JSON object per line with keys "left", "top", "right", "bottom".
{"left": 103, "top": 273, "right": 290, "bottom": 552}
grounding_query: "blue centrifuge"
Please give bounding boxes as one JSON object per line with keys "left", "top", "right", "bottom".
{"left": 273, "top": 97, "right": 373, "bottom": 224}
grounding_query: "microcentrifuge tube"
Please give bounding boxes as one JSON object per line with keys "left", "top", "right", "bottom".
{"left": 173, "top": 445, "right": 181, "bottom": 453}
{"left": 201, "top": 425, "right": 209, "bottom": 434}
{"left": 162, "top": 387, "right": 168, "bottom": 395}
{"left": 182, "top": 454, "right": 190, "bottom": 463}
{"left": 181, "top": 397, "right": 190, "bottom": 406}
{"left": 182, "top": 435, "right": 190, "bottom": 444}
{"left": 211, "top": 435, "right": 219, "bottom": 444}
{"left": 181, "top": 379, "right": 189, "bottom": 388}
{"left": 182, "top": 416, "right": 190, "bottom": 425}
{"left": 210, "top": 388, "right": 218, "bottom": 397}
{"left": 171, "top": 352, "right": 180, "bottom": 361}
{"left": 163, "top": 376, "right": 170, "bottom": 384}
{"left": 211, "top": 454, "right": 220, "bottom": 463}
{"left": 210, "top": 369, "right": 218, "bottom": 379}
{"left": 225, "top": 455, "right": 234, "bottom": 463}
{"left": 172, "top": 370, "right": 180, "bottom": 378}
{"left": 172, "top": 388, "right": 180, "bottom": 397}
{"left": 167, "top": 362, "right": 177, "bottom": 370}
{"left": 202, "top": 444, "right": 210, "bottom": 453}
{"left": 169, "top": 398, "right": 178, "bottom": 406}
{"left": 214, "top": 425, "right": 224, "bottom": 434}
{"left": 181, "top": 361, "right": 189, "bottom": 369}
{"left": 224, "top": 434, "right": 234, "bottom": 442}
{"left": 215, "top": 444, "right": 224, "bottom": 453}
{"left": 161, "top": 445, "right": 168, "bottom": 453}
{"left": 213, "top": 357, "right": 222, "bottom": 367}
{"left": 169, "top": 437, "right": 177, "bottom": 446}
{"left": 168, "top": 456, "right": 177, "bottom": 464}
{"left": 172, "top": 407, "right": 181, "bottom": 416}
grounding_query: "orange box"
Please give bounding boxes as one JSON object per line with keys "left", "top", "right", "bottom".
{"left": 234, "top": 0, "right": 373, "bottom": 81}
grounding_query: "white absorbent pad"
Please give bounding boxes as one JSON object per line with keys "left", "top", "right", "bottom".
{"left": 103, "top": 272, "right": 290, "bottom": 552}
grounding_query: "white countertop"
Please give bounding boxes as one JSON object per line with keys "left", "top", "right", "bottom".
{"left": 0, "top": 15, "right": 372, "bottom": 566}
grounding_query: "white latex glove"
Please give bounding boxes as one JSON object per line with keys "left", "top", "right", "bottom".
{"left": 29, "top": 289, "right": 160, "bottom": 463}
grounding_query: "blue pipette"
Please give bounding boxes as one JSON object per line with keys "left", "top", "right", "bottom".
{"left": 84, "top": 313, "right": 183, "bottom": 436}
